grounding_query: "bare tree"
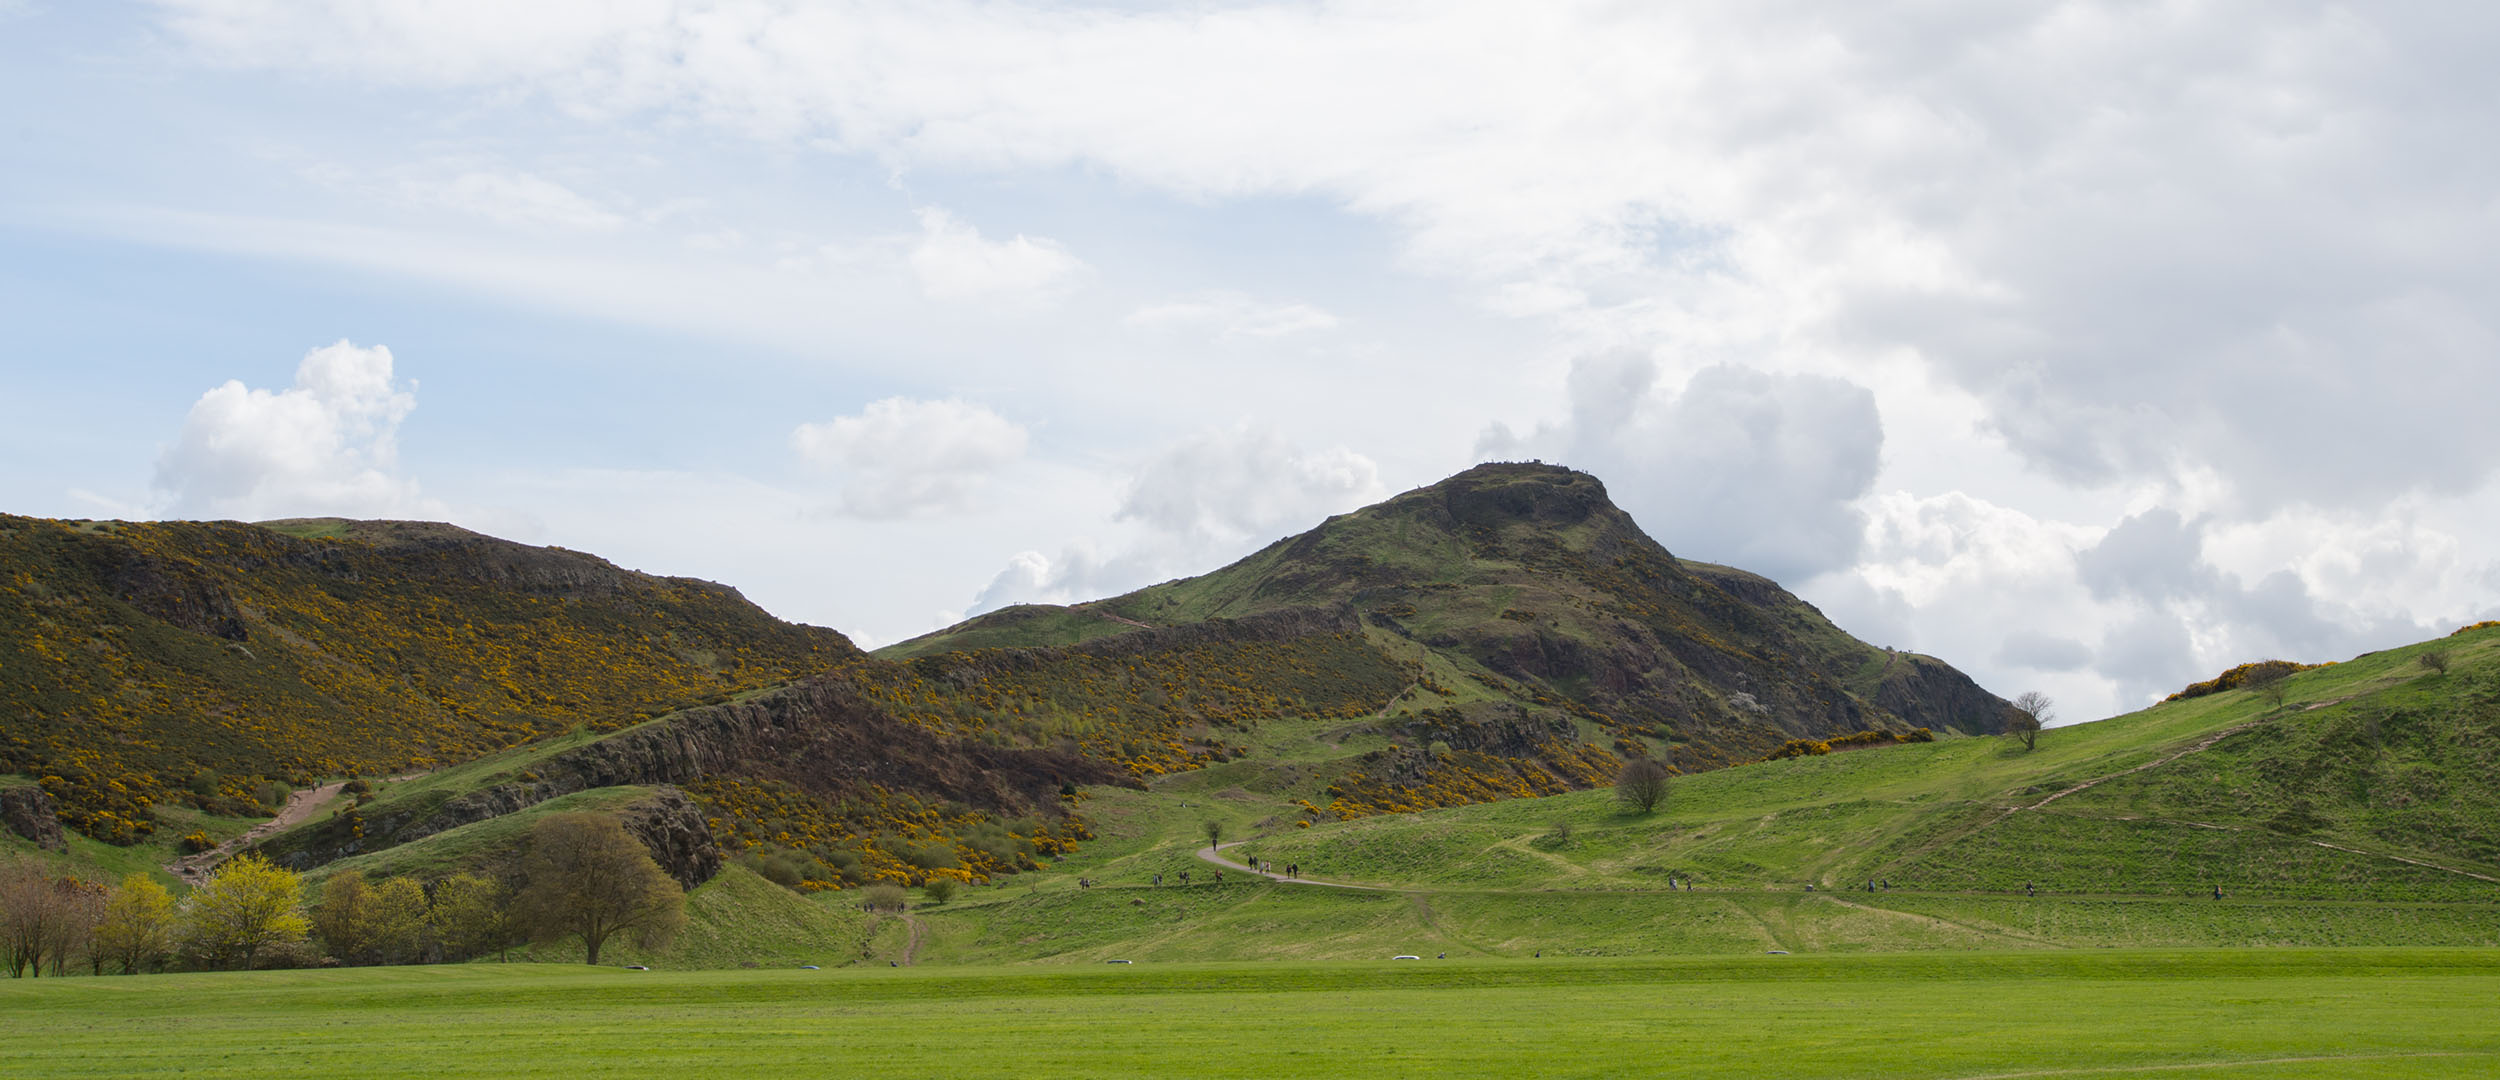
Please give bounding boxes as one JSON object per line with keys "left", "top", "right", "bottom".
{"left": 2006, "top": 692, "right": 2052, "bottom": 751}
{"left": 2418, "top": 648, "right": 2452, "bottom": 675}
{"left": 512, "top": 814, "right": 685, "bottom": 966}
{"left": 1615, "top": 756, "right": 1672, "bottom": 813}
{"left": 2, "top": 858, "right": 61, "bottom": 978}
{"left": 2233, "top": 664, "right": 2295, "bottom": 712}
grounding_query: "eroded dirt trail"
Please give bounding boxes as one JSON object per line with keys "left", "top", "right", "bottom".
{"left": 163, "top": 770, "right": 426, "bottom": 886}
{"left": 166, "top": 781, "right": 347, "bottom": 886}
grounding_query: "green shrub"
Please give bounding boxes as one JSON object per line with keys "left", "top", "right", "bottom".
{"left": 922, "top": 878, "right": 959, "bottom": 904}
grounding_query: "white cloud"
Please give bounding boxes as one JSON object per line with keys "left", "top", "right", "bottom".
{"left": 969, "top": 542, "right": 1151, "bottom": 614}
{"left": 1484, "top": 356, "right": 1883, "bottom": 584}
{"left": 154, "top": 340, "right": 431, "bottom": 520}
{"left": 961, "top": 426, "right": 1386, "bottom": 617}
{"left": 906, "top": 207, "right": 1087, "bottom": 307}
{"left": 1117, "top": 424, "right": 1382, "bottom": 544}
{"left": 1125, "top": 292, "right": 1338, "bottom": 338}
{"left": 399, "top": 170, "right": 623, "bottom": 231}
{"left": 791, "top": 397, "right": 1028, "bottom": 518}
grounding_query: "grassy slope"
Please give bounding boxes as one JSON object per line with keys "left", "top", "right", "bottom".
{"left": 878, "top": 627, "right": 2499, "bottom": 963}
{"left": 6, "top": 951, "right": 2498, "bottom": 1079}
{"left": 1239, "top": 628, "right": 2500, "bottom": 898}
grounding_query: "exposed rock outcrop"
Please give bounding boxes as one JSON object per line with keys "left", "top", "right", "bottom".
{"left": 256, "top": 676, "right": 1125, "bottom": 877}
{"left": 615, "top": 786, "right": 722, "bottom": 891}
{"left": 1, "top": 786, "right": 67, "bottom": 851}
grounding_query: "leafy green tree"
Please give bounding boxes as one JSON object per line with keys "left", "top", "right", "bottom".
{"left": 362, "top": 876, "right": 431, "bottom": 964}
{"left": 429, "top": 873, "right": 511, "bottom": 962}
{"left": 180, "top": 854, "right": 308, "bottom": 970}
{"left": 93, "top": 874, "right": 176, "bottom": 974}
{"left": 512, "top": 814, "right": 685, "bottom": 965}
{"left": 313, "top": 873, "right": 372, "bottom": 962}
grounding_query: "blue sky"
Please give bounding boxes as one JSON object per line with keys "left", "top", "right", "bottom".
{"left": 7, "top": 1, "right": 2500, "bottom": 722}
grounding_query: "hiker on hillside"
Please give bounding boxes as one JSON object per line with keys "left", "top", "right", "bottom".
{"left": 2213, "top": 883, "right": 2223, "bottom": 900}
{"left": 1179, "top": 869, "right": 1191, "bottom": 885}
{"left": 1153, "top": 873, "right": 1162, "bottom": 887}
{"left": 2025, "top": 881, "right": 2035, "bottom": 897}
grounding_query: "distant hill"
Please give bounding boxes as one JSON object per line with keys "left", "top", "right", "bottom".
{"left": 0, "top": 515, "right": 854, "bottom": 840}
{"left": 886, "top": 463, "right": 2010, "bottom": 780}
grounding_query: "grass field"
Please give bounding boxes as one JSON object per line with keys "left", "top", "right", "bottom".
{"left": 5, "top": 950, "right": 2496, "bottom": 1079}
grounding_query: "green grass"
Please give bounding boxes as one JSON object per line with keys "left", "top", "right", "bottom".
{"left": 5, "top": 950, "right": 2497, "bottom": 1078}
{"left": 1229, "top": 631, "right": 2500, "bottom": 902}
{"left": 303, "top": 786, "right": 655, "bottom": 885}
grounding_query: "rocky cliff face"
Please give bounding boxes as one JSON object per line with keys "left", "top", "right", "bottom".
{"left": 614, "top": 786, "right": 722, "bottom": 891}
{"left": 256, "top": 675, "right": 1124, "bottom": 878}
{"left": 1, "top": 787, "right": 66, "bottom": 851}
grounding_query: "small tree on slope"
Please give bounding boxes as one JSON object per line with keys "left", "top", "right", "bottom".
{"left": 1615, "top": 756, "right": 1672, "bottom": 814}
{"left": 2006, "top": 692, "right": 2052, "bottom": 751}
{"left": 513, "top": 814, "right": 685, "bottom": 966}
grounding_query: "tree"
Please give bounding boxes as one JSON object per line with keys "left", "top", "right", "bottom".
{"left": 429, "top": 873, "right": 511, "bottom": 962}
{"left": 93, "top": 874, "right": 176, "bottom": 974}
{"left": 2006, "top": 692, "right": 2052, "bottom": 751}
{"left": 180, "top": 853, "right": 308, "bottom": 970}
{"left": 1202, "top": 819, "right": 1223, "bottom": 851}
{"left": 313, "top": 873, "right": 373, "bottom": 963}
{"left": 362, "top": 876, "right": 431, "bottom": 965}
{"left": 1615, "top": 756, "right": 1672, "bottom": 813}
{"left": 2418, "top": 648, "right": 2451, "bottom": 675}
{"left": 512, "top": 814, "right": 685, "bottom": 966}
{"left": 52, "top": 879, "right": 105, "bottom": 976}
{"left": 2240, "top": 664, "right": 2294, "bottom": 712}
{"left": 2, "top": 858, "right": 61, "bottom": 978}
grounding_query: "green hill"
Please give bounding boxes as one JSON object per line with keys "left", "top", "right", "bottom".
{"left": 885, "top": 463, "right": 2008, "bottom": 801}
{"left": 0, "top": 515, "right": 855, "bottom": 841}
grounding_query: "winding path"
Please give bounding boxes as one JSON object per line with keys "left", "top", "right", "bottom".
{"left": 1198, "top": 840, "right": 1387, "bottom": 891}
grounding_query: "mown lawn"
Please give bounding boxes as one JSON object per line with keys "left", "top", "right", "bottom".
{"left": 6, "top": 949, "right": 2496, "bottom": 1078}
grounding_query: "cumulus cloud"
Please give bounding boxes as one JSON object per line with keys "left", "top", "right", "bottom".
{"left": 968, "top": 542, "right": 1158, "bottom": 614}
{"left": 1485, "top": 356, "right": 1883, "bottom": 584}
{"left": 154, "top": 340, "right": 428, "bottom": 520}
{"left": 1124, "top": 292, "right": 1339, "bottom": 338}
{"left": 1117, "top": 425, "right": 1382, "bottom": 544}
{"left": 906, "top": 207, "right": 1087, "bottom": 307}
{"left": 791, "top": 397, "right": 1028, "bottom": 518}
{"left": 962, "top": 427, "right": 1385, "bottom": 617}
